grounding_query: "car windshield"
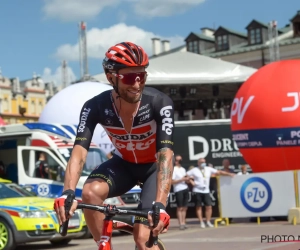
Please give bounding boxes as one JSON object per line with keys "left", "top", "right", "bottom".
{"left": 0, "top": 183, "right": 36, "bottom": 198}
{"left": 58, "top": 147, "right": 109, "bottom": 176}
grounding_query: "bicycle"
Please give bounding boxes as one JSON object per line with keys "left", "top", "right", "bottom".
{"left": 59, "top": 199, "right": 167, "bottom": 250}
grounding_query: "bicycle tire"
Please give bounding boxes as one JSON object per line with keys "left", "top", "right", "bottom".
{"left": 134, "top": 238, "right": 166, "bottom": 250}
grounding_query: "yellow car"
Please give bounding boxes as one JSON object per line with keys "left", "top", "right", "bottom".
{"left": 0, "top": 179, "right": 87, "bottom": 250}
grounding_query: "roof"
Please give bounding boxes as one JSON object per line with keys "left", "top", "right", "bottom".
{"left": 214, "top": 26, "right": 247, "bottom": 38}
{"left": 290, "top": 10, "right": 300, "bottom": 21}
{"left": 185, "top": 32, "right": 215, "bottom": 42}
{"left": 149, "top": 44, "right": 186, "bottom": 59}
{"left": 246, "top": 19, "right": 269, "bottom": 29}
{"left": 94, "top": 51, "right": 257, "bottom": 85}
{"left": 205, "top": 26, "right": 300, "bottom": 57}
{"left": 144, "top": 51, "right": 257, "bottom": 85}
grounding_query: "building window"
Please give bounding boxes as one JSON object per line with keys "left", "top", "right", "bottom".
{"left": 2, "top": 98, "right": 9, "bottom": 112}
{"left": 190, "top": 88, "right": 197, "bottom": 94}
{"left": 187, "top": 41, "right": 199, "bottom": 53}
{"left": 249, "top": 28, "right": 262, "bottom": 44}
{"left": 216, "top": 35, "right": 229, "bottom": 51}
{"left": 37, "top": 101, "right": 43, "bottom": 114}
{"left": 170, "top": 88, "right": 177, "bottom": 95}
{"left": 31, "top": 100, "right": 36, "bottom": 114}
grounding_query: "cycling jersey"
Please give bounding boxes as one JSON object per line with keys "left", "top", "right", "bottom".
{"left": 74, "top": 87, "right": 174, "bottom": 164}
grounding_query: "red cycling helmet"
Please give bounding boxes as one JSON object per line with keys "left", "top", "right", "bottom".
{"left": 102, "top": 42, "right": 149, "bottom": 72}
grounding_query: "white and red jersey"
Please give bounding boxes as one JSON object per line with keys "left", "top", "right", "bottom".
{"left": 74, "top": 87, "right": 174, "bottom": 164}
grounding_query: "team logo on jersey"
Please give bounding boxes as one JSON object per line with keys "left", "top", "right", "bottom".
{"left": 137, "top": 109, "right": 150, "bottom": 117}
{"left": 112, "top": 138, "right": 155, "bottom": 151}
{"left": 105, "top": 118, "right": 113, "bottom": 126}
{"left": 109, "top": 131, "right": 153, "bottom": 141}
{"left": 139, "top": 114, "right": 150, "bottom": 122}
{"left": 105, "top": 109, "right": 114, "bottom": 116}
{"left": 160, "top": 106, "right": 173, "bottom": 135}
{"left": 139, "top": 104, "right": 149, "bottom": 111}
{"left": 78, "top": 108, "right": 91, "bottom": 133}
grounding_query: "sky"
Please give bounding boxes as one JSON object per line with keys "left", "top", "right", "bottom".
{"left": 0, "top": 0, "right": 299, "bottom": 86}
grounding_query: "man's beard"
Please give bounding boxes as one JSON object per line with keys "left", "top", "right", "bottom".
{"left": 118, "top": 87, "right": 143, "bottom": 104}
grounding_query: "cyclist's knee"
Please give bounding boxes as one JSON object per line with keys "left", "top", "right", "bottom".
{"left": 82, "top": 178, "right": 109, "bottom": 203}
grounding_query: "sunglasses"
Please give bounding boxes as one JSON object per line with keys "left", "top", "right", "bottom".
{"left": 112, "top": 72, "right": 147, "bottom": 85}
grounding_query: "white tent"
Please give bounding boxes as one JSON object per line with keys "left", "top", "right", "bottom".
{"left": 93, "top": 51, "right": 257, "bottom": 85}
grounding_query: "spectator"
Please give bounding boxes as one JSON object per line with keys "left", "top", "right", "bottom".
{"left": 222, "top": 159, "right": 235, "bottom": 173}
{"left": 188, "top": 165, "right": 195, "bottom": 170}
{"left": 172, "top": 154, "right": 190, "bottom": 230}
{"left": 35, "top": 152, "right": 49, "bottom": 179}
{"left": 187, "top": 158, "right": 235, "bottom": 228}
{"left": 237, "top": 165, "right": 249, "bottom": 175}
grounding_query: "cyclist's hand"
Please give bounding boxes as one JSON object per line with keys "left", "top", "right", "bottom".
{"left": 148, "top": 209, "right": 170, "bottom": 237}
{"left": 53, "top": 190, "right": 78, "bottom": 225}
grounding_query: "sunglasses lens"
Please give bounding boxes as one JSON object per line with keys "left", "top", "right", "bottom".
{"left": 121, "top": 72, "right": 147, "bottom": 85}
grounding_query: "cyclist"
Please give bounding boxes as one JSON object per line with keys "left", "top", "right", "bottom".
{"left": 54, "top": 41, "right": 174, "bottom": 250}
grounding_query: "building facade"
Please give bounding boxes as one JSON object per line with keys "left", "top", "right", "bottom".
{"left": 146, "top": 10, "right": 300, "bottom": 120}
{"left": 0, "top": 72, "right": 56, "bottom": 124}
{"left": 184, "top": 10, "right": 300, "bottom": 68}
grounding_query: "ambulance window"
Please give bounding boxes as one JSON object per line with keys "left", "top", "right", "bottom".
{"left": 99, "top": 149, "right": 109, "bottom": 162}
{"left": 34, "top": 151, "right": 64, "bottom": 182}
{"left": 22, "top": 150, "right": 30, "bottom": 176}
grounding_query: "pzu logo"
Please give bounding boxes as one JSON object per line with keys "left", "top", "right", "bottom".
{"left": 247, "top": 187, "right": 264, "bottom": 202}
{"left": 240, "top": 177, "right": 272, "bottom": 213}
{"left": 160, "top": 106, "right": 173, "bottom": 135}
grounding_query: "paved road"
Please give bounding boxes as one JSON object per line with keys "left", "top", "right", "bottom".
{"left": 17, "top": 219, "right": 300, "bottom": 250}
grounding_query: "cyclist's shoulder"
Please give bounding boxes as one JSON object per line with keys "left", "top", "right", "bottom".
{"left": 85, "top": 89, "right": 111, "bottom": 104}
{"left": 143, "top": 87, "right": 172, "bottom": 104}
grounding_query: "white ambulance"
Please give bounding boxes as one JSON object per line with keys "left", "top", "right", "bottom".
{"left": 0, "top": 122, "right": 110, "bottom": 198}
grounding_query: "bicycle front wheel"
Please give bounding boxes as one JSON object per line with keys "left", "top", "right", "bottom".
{"left": 134, "top": 238, "right": 166, "bottom": 250}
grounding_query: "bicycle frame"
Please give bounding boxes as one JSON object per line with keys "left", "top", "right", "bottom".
{"left": 99, "top": 216, "right": 135, "bottom": 250}
{"left": 98, "top": 217, "right": 113, "bottom": 250}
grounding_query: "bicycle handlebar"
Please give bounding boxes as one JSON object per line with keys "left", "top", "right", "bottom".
{"left": 77, "top": 203, "right": 149, "bottom": 217}
{"left": 59, "top": 202, "right": 160, "bottom": 247}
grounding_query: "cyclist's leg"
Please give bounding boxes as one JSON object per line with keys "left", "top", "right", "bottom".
{"left": 131, "top": 162, "right": 162, "bottom": 250}
{"left": 82, "top": 155, "right": 136, "bottom": 242}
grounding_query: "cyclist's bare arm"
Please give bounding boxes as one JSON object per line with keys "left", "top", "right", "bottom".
{"left": 154, "top": 93, "right": 175, "bottom": 207}
{"left": 63, "top": 145, "right": 88, "bottom": 191}
{"left": 64, "top": 97, "right": 99, "bottom": 191}
{"left": 156, "top": 148, "right": 174, "bottom": 206}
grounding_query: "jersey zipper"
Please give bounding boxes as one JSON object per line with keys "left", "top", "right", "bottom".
{"left": 110, "top": 92, "right": 141, "bottom": 163}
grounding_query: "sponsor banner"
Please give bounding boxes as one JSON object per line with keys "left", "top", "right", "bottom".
{"left": 173, "top": 122, "right": 248, "bottom": 173}
{"left": 219, "top": 171, "right": 296, "bottom": 217}
{"left": 233, "top": 127, "right": 300, "bottom": 148}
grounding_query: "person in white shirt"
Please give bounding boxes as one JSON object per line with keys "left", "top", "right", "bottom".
{"left": 187, "top": 158, "right": 234, "bottom": 228}
{"left": 237, "top": 165, "right": 249, "bottom": 175}
{"left": 172, "top": 155, "right": 191, "bottom": 230}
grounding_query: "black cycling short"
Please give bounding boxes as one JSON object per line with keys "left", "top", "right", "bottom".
{"left": 87, "top": 154, "right": 161, "bottom": 225}
{"left": 194, "top": 192, "right": 212, "bottom": 207}
{"left": 175, "top": 188, "right": 189, "bottom": 208}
